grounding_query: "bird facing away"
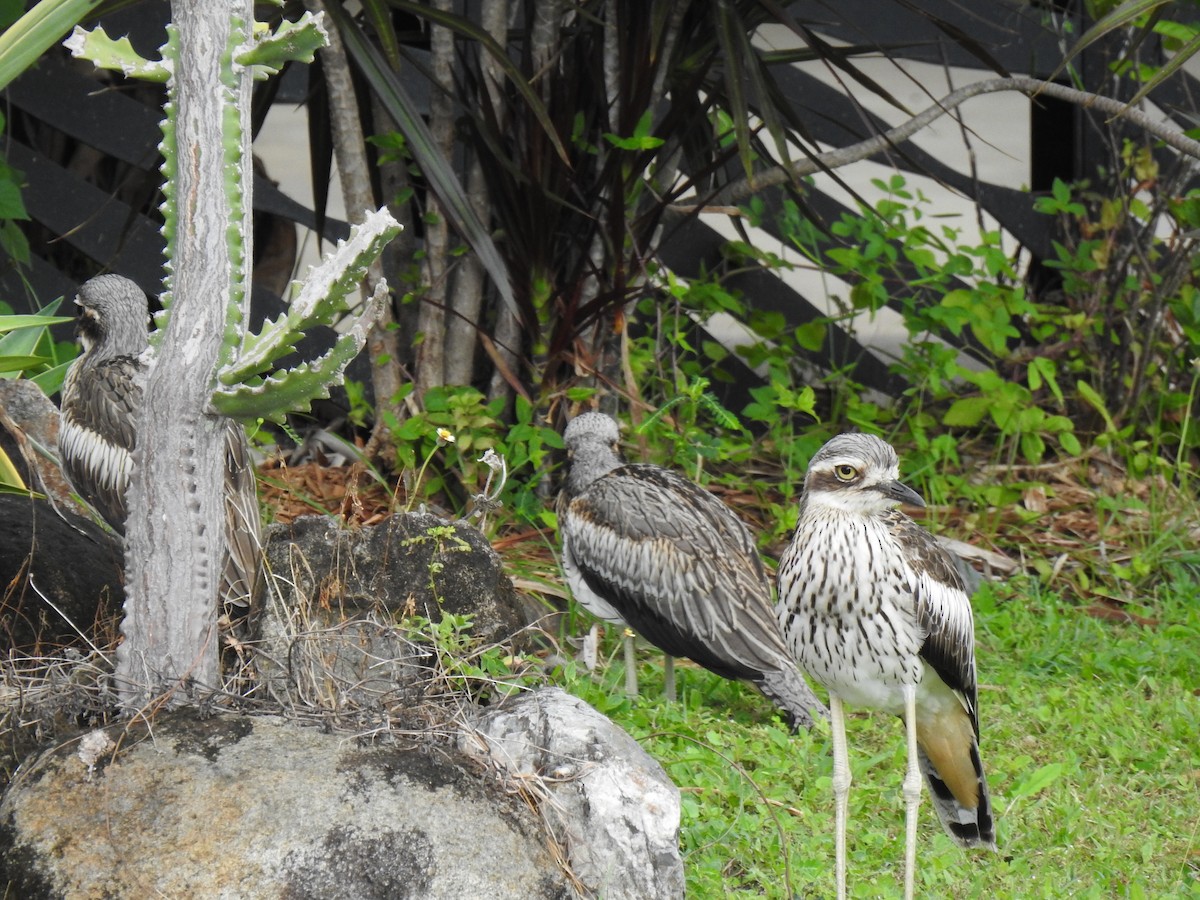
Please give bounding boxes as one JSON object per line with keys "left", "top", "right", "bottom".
{"left": 58, "top": 274, "right": 264, "bottom": 616}
{"left": 558, "top": 411, "right": 828, "bottom": 729}
{"left": 775, "top": 432, "right": 995, "bottom": 900}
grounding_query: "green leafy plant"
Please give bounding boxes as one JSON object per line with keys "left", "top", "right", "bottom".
{"left": 0, "top": 301, "right": 75, "bottom": 494}
{"left": 0, "top": 301, "right": 74, "bottom": 392}
{"left": 367, "top": 384, "right": 563, "bottom": 526}
{"left": 406, "top": 611, "right": 545, "bottom": 705}
{"left": 1031, "top": 149, "right": 1200, "bottom": 464}
{"left": 763, "top": 177, "right": 1099, "bottom": 470}
{"left": 0, "top": 0, "right": 103, "bottom": 92}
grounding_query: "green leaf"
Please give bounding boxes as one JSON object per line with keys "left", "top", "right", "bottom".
{"left": 942, "top": 396, "right": 991, "bottom": 427}
{"left": 603, "top": 110, "right": 665, "bottom": 150}
{"left": 0, "top": 445, "right": 26, "bottom": 492}
{"left": 0, "top": 0, "right": 104, "bottom": 92}
{"left": 0, "top": 1, "right": 24, "bottom": 31}
{"left": 1059, "top": 431, "right": 1083, "bottom": 456}
{"left": 1059, "top": 0, "right": 1178, "bottom": 106}
{"left": 713, "top": 0, "right": 754, "bottom": 179}
{"left": 0, "top": 314, "right": 71, "bottom": 333}
{"left": 1009, "top": 761, "right": 1065, "bottom": 801}
{"left": 794, "top": 320, "right": 826, "bottom": 352}
{"left": 0, "top": 323, "right": 47, "bottom": 357}
{"left": 0, "top": 354, "right": 47, "bottom": 373}
{"left": 1030, "top": 356, "right": 1064, "bottom": 405}
{"left": 30, "top": 358, "right": 71, "bottom": 396}
{"left": 1020, "top": 431, "right": 1046, "bottom": 463}
{"left": 0, "top": 179, "right": 28, "bottom": 220}
{"left": 1077, "top": 380, "right": 1117, "bottom": 432}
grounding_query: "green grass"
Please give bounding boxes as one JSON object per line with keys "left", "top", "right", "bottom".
{"left": 558, "top": 571, "right": 1200, "bottom": 898}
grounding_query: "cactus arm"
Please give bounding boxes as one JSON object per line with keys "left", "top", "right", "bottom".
{"left": 235, "top": 11, "right": 328, "bottom": 79}
{"left": 212, "top": 278, "right": 388, "bottom": 422}
{"left": 62, "top": 24, "right": 171, "bottom": 81}
{"left": 220, "top": 208, "right": 401, "bottom": 385}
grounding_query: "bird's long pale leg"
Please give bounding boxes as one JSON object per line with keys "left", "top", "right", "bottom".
{"left": 663, "top": 654, "right": 676, "bottom": 702}
{"left": 829, "top": 693, "right": 850, "bottom": 900}
{"left": 622, "top": 628, "right": 639, "bottom": 698}
{"left": 902, "top": 683, "right": 921, "bottom": 900}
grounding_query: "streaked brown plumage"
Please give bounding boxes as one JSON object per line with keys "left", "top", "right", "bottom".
{"left": 559, "top": 412, "right": 827, "bottom": 729}
{"left": 58, "top": 274, "right": 264, "bottom": 615}
{"left": 775, "top": 432, "right": 994, "bottom": 900}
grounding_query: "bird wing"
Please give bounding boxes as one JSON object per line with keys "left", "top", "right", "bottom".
{"left": 887, "top": 509, "right": 979, "bottom": 731}
{"left": 560, "top": 464, "right": 790, "bottom": 681}
{"left": 58, "top": 355, "right": 145, "bottom": 533}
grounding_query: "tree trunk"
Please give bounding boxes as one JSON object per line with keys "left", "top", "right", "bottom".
{"left": 117, "top": 0, "right": 253, "bottom": 707}
{"left": 445, "top": 0, "right": 507, "bottom": 389}
{"left": 311, "top": 0, "right": 405, "bottom": 462}
{"left": 415, "top": 0, "right": 455, "bottom": 396}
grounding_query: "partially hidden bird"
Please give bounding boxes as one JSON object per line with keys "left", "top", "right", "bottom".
{"left": 775, "top": 432, "right": 995, "bottom": 900}
{"left": 558, "top": 411, "right": 827, "bottom": 729}
{"left": 57, "top": 274, "right": 264, "bottom": 618}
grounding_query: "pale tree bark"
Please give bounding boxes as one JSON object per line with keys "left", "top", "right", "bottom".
{"left": 506, "top": 0, "right": 562, "bottom": 407}
{"left": 447, "top": 1, "right": 507, "bottom": 389}
{"left": 309, "top": 0, "right": 405, "bottom": 460}
{"left": 118, "top": 0, "right": 253, "bottom": 706}
{"left": 416, "top": 0, "right": 455, "bottom": 396}
{"left": 370, "top": 90, "right": 420, "bottom": 385}
{"left": 589, "top": 0, "right": 625, "bottom": 415}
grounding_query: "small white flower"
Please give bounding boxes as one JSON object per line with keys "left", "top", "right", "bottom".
{"left": 437, "top": 427, "right": 456, "bottom": 444}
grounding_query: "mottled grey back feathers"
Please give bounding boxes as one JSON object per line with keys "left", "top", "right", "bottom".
{"left": 560, "top": 412, "right": 827, "bottom": 728}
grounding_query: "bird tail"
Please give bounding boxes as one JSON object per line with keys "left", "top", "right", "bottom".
{"left": 915, "top": 726, "right": 996, "bottom": 849}
{"left": 756, "top": 668, "right": 829, "bottom": 731}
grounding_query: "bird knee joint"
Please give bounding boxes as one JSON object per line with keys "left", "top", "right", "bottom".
{"left": 832, "top": 769, "right": 852, "bottom": 795}
{"left": 902, "top": 769, "right": 922, "bottom": 802}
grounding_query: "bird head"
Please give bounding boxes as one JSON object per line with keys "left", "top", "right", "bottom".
{"left": 562, "top": 411, "right": 623, "bottom": 493}
{"left": 74, "top": 275, "right": 151, "bottom": 360}
{"left": 802, "top": 432, "right": 925, "bottom": 514}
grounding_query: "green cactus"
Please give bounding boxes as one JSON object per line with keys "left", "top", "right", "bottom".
{"left": 63, "top": 3, "right": 402, "bottom": 706}
{"left": 66, "top": 9, "right": 400, "bottom": 423}
{"left": 218, "top": 210, "right": 402, "bottom": 396}
{"left": 214, "top": 278, "right": 391, "bottom": 423}
{"left": 61, "top": 25, "right": 170, "bottom": 81}
{"left": 235, "top": 12, "right": 327, "bottom": 79}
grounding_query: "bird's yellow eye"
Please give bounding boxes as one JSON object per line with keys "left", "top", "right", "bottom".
{"left": 834, "top": 464, "right": 857, "bottom": 482}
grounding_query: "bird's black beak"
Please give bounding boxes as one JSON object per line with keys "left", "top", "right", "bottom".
{"left": 874, "top": 479, "right": 925, "bottom": 508}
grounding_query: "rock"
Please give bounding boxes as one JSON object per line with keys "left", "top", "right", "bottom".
{"left": 257, "top": 512, "right": 534, "bottom": 706}
{"left": 460, "top": 687, "right": 685, "bottom": 900}
{"left": 0, "top": 494, "right": 123, "bottom": 651}
{"left": 2, "top": 515, "right": 688, "bottom": 898}
{"left": 0, "top": 709, "right": 577, "bottom": 899}
{"left": 264, "top": 512, "right": 528, "bottom": 643}
{"left": 0, "top": 379, "right": 80, "bottom": 512}
{"left": 0, "top": 379, "right": 124, "bottom": 651}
